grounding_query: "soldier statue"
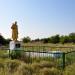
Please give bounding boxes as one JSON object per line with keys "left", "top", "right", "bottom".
{"left": 11, "top": 21, "right": 18, "bottom": 41}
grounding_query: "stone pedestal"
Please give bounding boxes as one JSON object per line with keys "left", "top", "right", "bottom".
{"left": 9, "top": 41, "right": 21, "bottom": 50}
{"left": 9, "top": 41, "right": 21, "bottom": 58}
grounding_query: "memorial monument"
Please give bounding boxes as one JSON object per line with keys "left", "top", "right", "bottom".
{"left": 10, "top": 21, "right": 20, "bottom": 50}
{"left": 11, "top": 21, "right": 18, "bottom": 41}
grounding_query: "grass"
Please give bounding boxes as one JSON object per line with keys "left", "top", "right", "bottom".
{"left": 22, "top": 43, "right": 75, "bottom": 52}
{"left": 0, "top": 58, "right": 75, "bottom": 75}
{"left": 63, "top": 63, "right": 75, "bottom": 75}
{"left": 0, "top": 58, "right": 62, "bottom": 75}
{"left": 0, "top": 43, "right": 75, "bottom": 75}
{"left": 0, "top": 50, "right": 9, "bottom": 58}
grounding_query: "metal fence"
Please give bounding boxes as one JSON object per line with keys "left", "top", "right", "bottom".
{"left": 65, "top": 51, "right": 75, "bottom": 66}
{"left": 0, "top": 46, "right": 75, "bottom": 69}
{"left": 21, "top": 46, "right": 75, "bottom": 69}
{"left": 19, "top": 50, "right": 75, "bottom": 69}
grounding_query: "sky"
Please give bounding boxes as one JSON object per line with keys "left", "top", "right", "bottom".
{"left": 0, "top": 0, "right": 75, "bottom": 40}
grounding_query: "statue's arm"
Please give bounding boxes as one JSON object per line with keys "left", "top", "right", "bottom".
{"left": 11, "top": 25, "right": 16, "bottom": 29}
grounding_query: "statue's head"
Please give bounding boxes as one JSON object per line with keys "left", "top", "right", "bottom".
{"left": 15, "top": 21, "right": 17, "bottom": 25}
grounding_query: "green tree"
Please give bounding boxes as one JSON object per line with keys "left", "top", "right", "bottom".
{"left": 50, "top": 35, "right": 60, "bottom": 43}
{"left": 22, "top": 36, "right": 31, "bottom": 43}
{"left": 69, "top": 32, "right": 75, "bottom": 43}
{"left": 60, "top": 35, "right": 70, "bottom": 44}
{"left": 6, "top": 38, "right": 11, "bottom": 44}
{"left": 34, "top": 38, "right": 40, "bottom": 42}
{"left": 0, "top": 34, "right": 7, "bottom": 45}
{"left": 40, "top": 37, "right": 51, "bottom": 43}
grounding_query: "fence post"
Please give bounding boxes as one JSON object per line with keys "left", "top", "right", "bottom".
{"left": 9, "top": 49, "right": 11, "bottom": 58}
{"left": 29, "top": 51, "right": 31, "bottom": 63}
{"left": 62, "top": 52, "right": 65, "bottom": 69}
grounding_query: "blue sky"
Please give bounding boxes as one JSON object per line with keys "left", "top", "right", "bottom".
{"left": 0, "top": 0, "right": 75, "bottom": 40}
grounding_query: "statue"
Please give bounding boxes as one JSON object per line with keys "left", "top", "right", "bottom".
{"left": 11, "top": 21, "right": 18, "bottom": 41}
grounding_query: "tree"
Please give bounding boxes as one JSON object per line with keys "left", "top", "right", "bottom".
{"left": 60, "top": 35, "right": 70, "bottom": 44}
{"left": 34, "top": 38, "right": 40, "bottom": 42}
{"left": 69, "top": 32, "right": 75, "bottom": 43}
{"left": 22, "top": 36, "right": 31, "bottom": 43}
{"left": 50, "top": 35, "right": 60, "bottom": 43}
{"left": 0, "top": 34, "right": 11, "bottom": 45}
{"left": 0, "top": 34, "right": 6, "bottom": 45}
{"left": 6, "top": 38, "right": 11, "bottom": 44}
{"left": 43, "top": 38, "right": 51, "bottom": 43}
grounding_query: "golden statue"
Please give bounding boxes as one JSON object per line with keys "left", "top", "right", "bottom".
{"left": 11, "top": 21, "right": 18, "bottom": 41}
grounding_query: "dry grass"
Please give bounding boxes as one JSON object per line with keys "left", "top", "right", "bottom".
{"left": 0, "top": 58, "right": 62, "bottom": 75}
{"left": 22, "top": 43, "right": 75, "bottom": 52}
{"left": 0, "top": 57, "right": 75, "bottom": 75}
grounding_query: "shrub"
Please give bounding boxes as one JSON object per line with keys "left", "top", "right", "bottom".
{"left": 10, "top": 50, "right": 23, "bottom": 59}
{"left": 10, "top": 50, "right": 30, "bottom": 63}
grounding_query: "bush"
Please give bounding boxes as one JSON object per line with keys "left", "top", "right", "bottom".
{"left": 10, "top": 50, "right": 23, "bottom": 59}
{"left": 10, "top": 50, "right": 29, "bottom": 63}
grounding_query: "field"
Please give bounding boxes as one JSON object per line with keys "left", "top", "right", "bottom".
{"left": 0, "top": 58, "right": 75, "bottom": 75}
{"left": 22, "top": 43, "right": 75, "bottom": 52}
{"left": 0, "top": 43, "right": 75, "bottom": 75}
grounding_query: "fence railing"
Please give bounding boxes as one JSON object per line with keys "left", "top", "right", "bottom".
{"left": 22, "top": 46, "right": 74, "bottom": 52}
{"left": 0, "top": 46, "right": 75, "bottom": 69}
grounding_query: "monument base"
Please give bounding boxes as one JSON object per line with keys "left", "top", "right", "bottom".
{"left": 15, "top": 41, "right": 21, "bottom": 50}
{"left": 9, "top": 41, "right": 21, "bottom": 59}
{"left": 9, "top": 41, "right": 21, "bottom": 50}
